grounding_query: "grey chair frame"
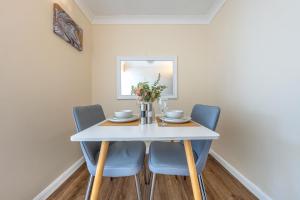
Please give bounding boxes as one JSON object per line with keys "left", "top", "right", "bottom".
{"left": 73, "top": 104, "right": 143, "bottom": 200}
{"left": 148, "top": 104, "right": 220, "bottom": 200}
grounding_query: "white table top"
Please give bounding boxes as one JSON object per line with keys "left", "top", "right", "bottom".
{"left": 71, "top": 120, "right": 220, "bottom": 142}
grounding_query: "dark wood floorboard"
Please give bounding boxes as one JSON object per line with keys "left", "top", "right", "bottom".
{"left": 48, "top": 155, "right": 257, "bottom": 200}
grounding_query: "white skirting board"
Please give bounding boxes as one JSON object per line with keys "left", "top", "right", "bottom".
{"left": 209, "top": 149, "right": 272, "bottom": 200}
{"left": 33, "top": 157, "right": 85, "bottom": 200}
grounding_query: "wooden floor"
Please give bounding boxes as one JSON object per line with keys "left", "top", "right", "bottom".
{"left": 48, "top": 156, "right": 257, "bottom": 200}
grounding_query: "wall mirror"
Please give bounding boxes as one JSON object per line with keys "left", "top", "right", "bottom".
{"left": 117, "top": 56, "right": 177, "bottom": 99}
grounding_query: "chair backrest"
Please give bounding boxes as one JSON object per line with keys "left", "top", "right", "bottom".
{"left": 73, "top": 104, "right": 106, "bottom": 165}
{"left": 191, "top": 104, "right": 220, "bottom": 173}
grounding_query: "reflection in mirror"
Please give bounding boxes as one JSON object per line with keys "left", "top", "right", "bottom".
{"left": 117, "top": 57, "right": 177, "bottom": 99}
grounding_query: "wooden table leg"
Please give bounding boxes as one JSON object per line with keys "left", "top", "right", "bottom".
{"left": 90, "top": 141, "right": 109, "bottom": 200}
{"left": 184, "top": 140, "right": 202, "bottom": 200}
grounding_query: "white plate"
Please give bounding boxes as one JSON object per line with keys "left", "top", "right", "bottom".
{"left": 107, "top": 115, "right": 139, "bottom": 123}
{"left": 160, "top": 116, "right": 192, "bottom": 124}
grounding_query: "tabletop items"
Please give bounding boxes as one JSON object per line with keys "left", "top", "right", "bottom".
{"left": 107, "top": 110, "right": 139, "bottom": 123}
{"left": 131, "top": 73, "right": 166, "bottom": 125}
{"left": 109, "top": 106, "right": 193, "bottom": 125}
{"left": 160, "top": 109, "right": 191, "bottom": 124}
{"left": 100, "top": 119, "right": 140, "bottom": 126}
{"left": 107, "top": 115, "right": 139, "bottom": 123}
{"left": 108, "top": 95, "right": 193, "bottom": 125}
{"left": 165, "top": 110, "right": 183, "bottom": 118}
{"left": 159, "top": 107, "right": 193, "bottom": 125}
{"left": 159, "top": 116, "right": 192, "bottom": 124}
{"left": 158, "top": 97, "right": 168, "bottom": 126}
{"left": 156, "top": 116, "right": 199, "bottom": 127}
{"left": 114, "top": 110, "right": 133, "bottom": 118}
{"left": 139, "top": 102, "right": 155, "bottom": 124}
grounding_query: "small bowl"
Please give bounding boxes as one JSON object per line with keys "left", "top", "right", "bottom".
{"left": 165, "top": 110, "right": 184, "bottom": 119}
{"left": 114, "top": 110, "right": 133, "bottom": 118}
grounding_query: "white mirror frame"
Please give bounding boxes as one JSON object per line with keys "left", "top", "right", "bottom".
{"left": 116, "top": 56, "right": 178, "bottom": 100}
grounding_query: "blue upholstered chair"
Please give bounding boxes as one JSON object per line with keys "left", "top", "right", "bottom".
{"left": 73, "top": 105, "right": 146, "bottom": 200}
{"left": 148, "top": 104, "right": 220, "bottom": 200}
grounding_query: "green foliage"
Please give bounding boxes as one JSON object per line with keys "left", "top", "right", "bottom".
{"left": 131, "top": 73, "right": 167, "bottom": 102}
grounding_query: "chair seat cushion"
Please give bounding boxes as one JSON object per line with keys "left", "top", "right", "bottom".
{"left": 148, "top": 141, "right": 198, "bottom": 176}
{"left": 89, "top": 141, "right": 146, "bottom": 177}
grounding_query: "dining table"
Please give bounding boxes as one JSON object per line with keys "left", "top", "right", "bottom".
{"left": 70, "top": 117, "right": 220, "bottom": 200}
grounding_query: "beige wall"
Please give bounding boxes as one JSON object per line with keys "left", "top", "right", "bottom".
{"left": 1, "top": 0, "right": 299, "bottom": 199}
{"left": 92, "top": 2, "right": 300, "bottom": 199}
{"left": 92, "top": 25, "right": 214, "bottom": 115}
{"left": 0, "top": 0, "right": 92, "bottom": 199}
{"left": 208, "top": 1, "right": 300, "bottom": 199}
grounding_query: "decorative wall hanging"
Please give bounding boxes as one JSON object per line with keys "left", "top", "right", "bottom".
{"left": 53, "top": 3, "right": 83, "bottom": 51}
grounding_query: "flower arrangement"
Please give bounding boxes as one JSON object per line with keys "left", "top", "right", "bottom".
{"left": 131, "top": 74, "right": 167, "bottom": 102}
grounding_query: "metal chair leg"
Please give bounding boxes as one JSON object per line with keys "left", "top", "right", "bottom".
{"left": 149, "top": 173, "right": 156, "bottom": 200}
{"left": 85, "top": 175, "right": 94, "bottom": 200}
{"left": 135, "top": 174, "right": 142, "bottom": 200}
{"left": 198, "top": 174, "right": 207, "bottom": 200}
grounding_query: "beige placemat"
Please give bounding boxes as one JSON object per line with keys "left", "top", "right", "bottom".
{"left": 156, "top": 117, "right": 200, "bottom": 127}
{"left": 99, "top": 119, "right": 140, "bottom": 126}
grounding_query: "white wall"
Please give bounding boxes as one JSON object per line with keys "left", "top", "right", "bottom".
{"left": 208, "top": 1, "right": 300, "bottom": 199}
{"left": 0, "top": 0, "right": 92, "bottom": 199}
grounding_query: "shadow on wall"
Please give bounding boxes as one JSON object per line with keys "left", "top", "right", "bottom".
{"left": 214, "top": 103, "right": 299, "bottom": 199}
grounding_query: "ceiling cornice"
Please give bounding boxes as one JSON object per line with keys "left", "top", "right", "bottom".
{"left": 74, "top": 0, "right": 226, "bottom": 25}
{"left": 206, "top": 0, "right": 226, "bottom": 22}
{"left": 74, "top": 0, "right": 94, "bottom": 22}
{"left": 93, "top": 15, "right": 211, "bottom": 25}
